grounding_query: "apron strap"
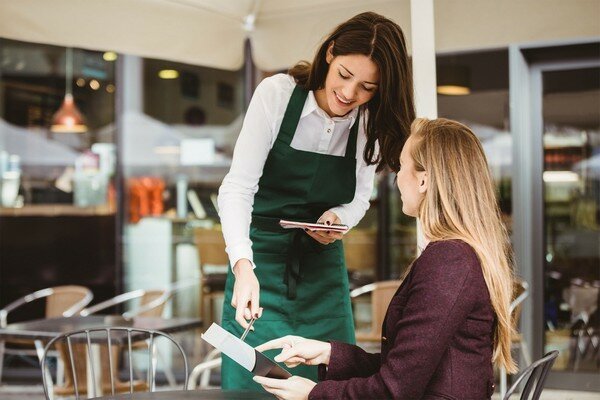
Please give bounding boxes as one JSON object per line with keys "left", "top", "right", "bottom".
{"left": 278, "top": 85, "right": 360, "bottom": 160}
{"left": 344, "top": 113, "right": 360, "bottom": 159}
{"left": 283, "top": 231, "right": 303, "bottom": 300}
{"left": 277, "top": 86, "right": 309, "bottom": 146}
{"left": 253, "top": 215, "right": 327, "bottom": 300}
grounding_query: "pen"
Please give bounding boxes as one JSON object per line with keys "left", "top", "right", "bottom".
{"left": 240, "top": 317, "right": 256, "bottom": 342}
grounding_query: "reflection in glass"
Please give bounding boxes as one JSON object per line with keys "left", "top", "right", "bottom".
{"left": 389, "top": 50, "right": 511, "bottom": 279}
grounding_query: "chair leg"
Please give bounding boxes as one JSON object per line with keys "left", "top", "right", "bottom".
{"left": 521, "top": 340, "right": 532, "bottom": 365}
{"left": 56, "top": 355, "right": 64, "bottom": 386}
{"left": 156, "top": 347, "right": 177, "bottom": 387}
{"left": 36, "top": 340, "right": 56, "bottom": 400}
{"left": 55, "top": 342, "right": 89, "bottom": 396}
{"left": 104, "top": 344, "right": 147, "bottom": 394}
{"left": 150, "top": 342, "right": 159, "bottom": 391}
{"left": 208, "top": 294, "right": 214, "bottom": 328}
{"left": 0, "top": 340, "right": 5, "bottom": 384}
{"left": 500, "top": 365, "right": 507, "bottom": 399}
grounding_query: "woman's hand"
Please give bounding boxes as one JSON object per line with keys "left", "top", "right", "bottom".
{"left": 304, "top": 210, "right": 344, "bottom": 245}
{"left": 256, "top": 335, "right": 332, "bottom": 368}
{"left": 253, "top": 375, "right": 316, "bottom": 400}
{"left": 232, "top": 259, "right": 262, "bottom": 329}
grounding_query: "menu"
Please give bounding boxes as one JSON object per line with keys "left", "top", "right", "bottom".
{"left": 201, "top": 323, "right": 291, "bottom": 379}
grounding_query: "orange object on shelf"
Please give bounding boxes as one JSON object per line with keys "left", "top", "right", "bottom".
{"left": 128, "top": 177, "right": 165, "bottom": 223}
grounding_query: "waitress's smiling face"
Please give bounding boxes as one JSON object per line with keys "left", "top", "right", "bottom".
{"left": 316, "top": 47, "right": 380, "bottom": 117}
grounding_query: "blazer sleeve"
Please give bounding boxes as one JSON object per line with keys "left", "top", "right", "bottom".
{"left": 318, "top": 342, "right": 381, "bottom": 381}
{"left": 309, "top": 241, "right": 481, "bottom": 400}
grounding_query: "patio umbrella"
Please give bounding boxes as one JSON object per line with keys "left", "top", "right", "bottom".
{"left": 0, "top": 0, "right": 596, "bottom": 71}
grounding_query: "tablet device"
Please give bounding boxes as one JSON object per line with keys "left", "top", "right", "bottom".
{"left": 279, "top": 219, "right": 349, "bottom": 233}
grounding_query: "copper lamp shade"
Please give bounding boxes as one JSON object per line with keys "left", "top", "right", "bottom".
{"left": 51, "top": 47, "right": 88, "bottom": 133}
{"left": 51, "top": 93, "right": 87, "bottom": 133}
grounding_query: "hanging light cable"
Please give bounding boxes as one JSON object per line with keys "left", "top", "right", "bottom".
{"left": 51, "top": 47, "right": 87, "bottom": 133}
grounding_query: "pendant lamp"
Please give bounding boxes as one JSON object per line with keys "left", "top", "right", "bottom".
{"left": 51, "top": 47, "right": 87, "bottom": 133}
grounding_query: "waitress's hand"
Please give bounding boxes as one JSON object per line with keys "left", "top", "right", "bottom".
{"left": 304, "top": 210, "right": 344, "bottom": 245}
{"left": 232, "top": 259, "right": 263, "bottom": 329}
{"left": 255, "top": 335, "right": 332, "bottom": 367}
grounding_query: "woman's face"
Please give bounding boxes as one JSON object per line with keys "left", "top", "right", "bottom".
{"left": 317, "top": 50, "right": 379, "bottom": 117}
{"left": 396, "top": 135, "right": 427, "bottom": 217}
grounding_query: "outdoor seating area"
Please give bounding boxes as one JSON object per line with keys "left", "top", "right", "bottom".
{"left": 0, "top": 281, "right": 576, "bottom": 399}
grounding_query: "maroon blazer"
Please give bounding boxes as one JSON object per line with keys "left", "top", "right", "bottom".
{"left": 309, "top": 240, "right": 496, "bottom": 400}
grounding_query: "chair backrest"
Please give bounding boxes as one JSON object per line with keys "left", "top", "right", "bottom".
{"left": 46, "top": 285, "right": 94, "bottom": 319}
{"left": 511, "top": 279, "right": 529, "bottom": 326}
{"left": 0, "top": 285, "right": 93, "bottom": 327}
{"left": 80, "top": 289, "right": 171, "bottom": 319}
{"left": 41, "top": 327, "right": 188, "bottom": 400}
{"left": 187, "top": 348, "right": 221, "bottom": 390}
{"left": 194, "top": 228, "right": 228, "bottom": 271}
{"left": 136, "top": 289, "right": 171, "bottom": 318}
{"left": 503, "top": 350, "right": 559, "bottom": 400}
{"left": 351, "top": 280, "right": 401, "bottom": 338}
{"left": 342, "top": 229, "right": 377, "bottom": 273}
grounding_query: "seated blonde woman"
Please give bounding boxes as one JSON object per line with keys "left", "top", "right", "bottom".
{"left": 254, "top": 118, "right": 517, "bottom": 400}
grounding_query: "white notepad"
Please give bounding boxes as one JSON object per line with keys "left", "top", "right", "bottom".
{"left": 201, "top": 323, "right": 292, "bottom": 379}
{"left": 201, "top": 323, "right": 256, "bottom": 371}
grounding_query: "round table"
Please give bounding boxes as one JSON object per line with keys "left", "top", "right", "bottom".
{"left": 96, "top": 389, "right": 275, "bottom": 399}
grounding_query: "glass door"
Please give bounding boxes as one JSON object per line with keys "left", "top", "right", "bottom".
{"left": 510, "top": 41, "right": 599, "bottom": 391}
{"left": 541, "top": 66, "right": 600, "bottom": 377}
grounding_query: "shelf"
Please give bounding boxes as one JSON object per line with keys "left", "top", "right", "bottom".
{"left": 0, "top": 204, "right": 115, "bottom": 217}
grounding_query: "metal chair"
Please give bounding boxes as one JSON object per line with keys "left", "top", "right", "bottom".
{"left": 187, "top": 348, "right": 221, "bottom": 389}
{"left": 77, "top": 288, "right": 174, "bottom": 391}
{"left": 350, "top": 280, "right": 402, "bottom": 343}
{"left": 0, "top": 285, "right": 93, "bottom": 383}
{"left": 500, "top": 279, "right": 532, "bottom": 398}
{"left": 40, "top": 327, "right": 188, "bottom": 399}
{"left": 503, "top": 350, "right": 559, "bottom": 400}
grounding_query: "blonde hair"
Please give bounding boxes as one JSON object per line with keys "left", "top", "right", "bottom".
{"left": 410, "top": 117, "right": 517, "bottom": 373}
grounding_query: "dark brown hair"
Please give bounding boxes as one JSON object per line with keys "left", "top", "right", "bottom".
{"left": 289, "top": 11, "right": 415, "bottom": 172}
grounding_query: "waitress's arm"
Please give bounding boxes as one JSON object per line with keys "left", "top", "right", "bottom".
{"left": 327, "top": 132, "right": 377, "bottom": 229}
{"left": 218, "top": 78, "right": 279, "bottom": 270}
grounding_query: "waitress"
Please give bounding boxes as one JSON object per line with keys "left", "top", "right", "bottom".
{"left": 217, "top": 11, "right": 415, "bottom": 390}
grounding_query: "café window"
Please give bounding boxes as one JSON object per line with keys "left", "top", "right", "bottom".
{"left": 0, "top": 39, "right": 118, "bottom": 322}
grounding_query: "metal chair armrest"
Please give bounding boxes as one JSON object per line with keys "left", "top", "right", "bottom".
{"left": 509, "top": 281, "right": 530, "bottom": 313}
{"left": 188, "top": 349, "right": 221, "bottom": 389}
{"left": 122, "top": 292, "right": 172, "bottom": 319}
{"left": 80, "top": 289, "right": 146, "bottom": 316}
{"left": 63, "top": 291, "right": 94, "bottom": 317}
{"left": 349, "top": 283, "right": 377, "bottom": 298}
{"left": 0, "top": 288, "right": 54, "bottom": 327}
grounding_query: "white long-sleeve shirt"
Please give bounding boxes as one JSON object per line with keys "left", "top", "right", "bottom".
{"left": 217, "top": 73, "right": 377, "bottom": 268}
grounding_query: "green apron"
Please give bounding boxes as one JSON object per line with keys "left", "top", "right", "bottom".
{"left": 221, "top": 86, "right": 358, "bottom": 390}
